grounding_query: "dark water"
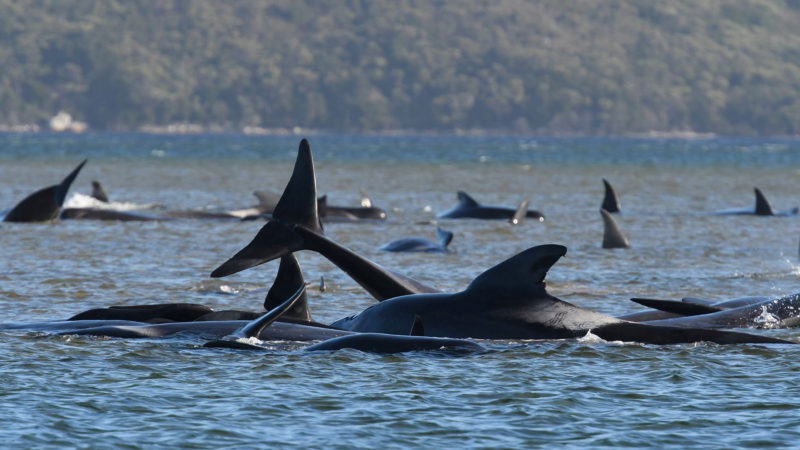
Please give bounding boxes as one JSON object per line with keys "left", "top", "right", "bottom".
{"left": 2, "top": 133, "right": 800, "bottom": 448}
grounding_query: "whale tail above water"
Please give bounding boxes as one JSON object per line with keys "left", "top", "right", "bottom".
{"left": 3, "top": 159, "right": 87, "bottom": 222}
{"left": 211, "top": 139, "right": 437, "bottom": 300}
{"left": 211, "top": 139, "right": 322, "bottom": 278}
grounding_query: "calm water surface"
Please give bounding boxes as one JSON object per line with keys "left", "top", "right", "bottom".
{"left": 2, "top": 133, "right": 800, "bottom": 448}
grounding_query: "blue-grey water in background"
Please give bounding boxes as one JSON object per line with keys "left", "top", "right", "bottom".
{"left": 2, "top": 133, "right": 800, "bottom": 448}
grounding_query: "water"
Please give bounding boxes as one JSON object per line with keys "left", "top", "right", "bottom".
{"left": 2, "top": 133, "right": 800, "bottom": 447}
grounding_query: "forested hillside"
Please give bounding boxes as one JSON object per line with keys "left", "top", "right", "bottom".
{"left": 2, "top": 0, "right": 800, "bottom": 135}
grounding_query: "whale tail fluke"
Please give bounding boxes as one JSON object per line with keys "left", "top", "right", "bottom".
{"left": 211, "top": 140, "right": 321, "bottom": 278}
{"left": 601, "top": 179, "right": 621, "bottom": 213}
{"left": 601, "top": 208, "right": 630, "bottom": 249}
{"left": 754, "top": 188, "right": 774, "bottom": 216}
{"left": 436, "top": 227, "right": 454, "bottom": 250}
{"left": 4, "top": 159, "right": 87, "bottom": 222}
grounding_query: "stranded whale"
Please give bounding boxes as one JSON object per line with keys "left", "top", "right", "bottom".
{"left": 327, "top": 244, "right": 790, "bottom": 344}
{"left": 621, "top": 294, "right": 800, "bottom": 329}
{"left": 380, "top": 227, "right": 454, "bottom": 253}
{"left": 211, "top": 139, "right": 792, "bottom": 346}
{"left": 437, "top": 191, "right": 544, "bottom": 222}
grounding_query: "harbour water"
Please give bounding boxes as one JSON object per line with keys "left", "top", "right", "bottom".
{"left": 2, "top": 133, "right": 800, "bottom": 447}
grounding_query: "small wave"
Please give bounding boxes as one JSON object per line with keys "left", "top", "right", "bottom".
{"left": 754, "top": 305, "right": 781, "bottom": 328}
{"left": 63, "top": 193, "right": 160, "bottom": 211}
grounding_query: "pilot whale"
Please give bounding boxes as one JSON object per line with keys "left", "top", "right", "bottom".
{"left": 211, "top": 139, "right": 792, "bottom": 346}
{"left": 714, "top": 187, "right": 798, "bottom": 216}
{"left": 204, "top": 283, "right": 484, "bottom": 353}
{"left": 620, "top": 294, "right": 800, "bottom": 329}
{"left": 438, "top": 191, "right": 544, "bottom": 221}
{"left": 327, "top": 244, "right": 790, "bottom": 344}
{"left": 249, "top": 189, "right": 387, "bottom": 222}
{"left": 380, "top": 227, "right": 454, "bottom": 253}
{"left": 3, "top": 159, "right": 86, "bottom": 222}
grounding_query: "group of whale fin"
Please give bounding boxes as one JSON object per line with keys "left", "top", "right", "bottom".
{"left": 3, "top": 139, "right": 799, "bottom": 353}
{"left": 598, "top": 177, "right": 799, "bottom": 250}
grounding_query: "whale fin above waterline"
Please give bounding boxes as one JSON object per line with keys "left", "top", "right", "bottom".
{"left": 601, "top": 179, "right": 620, "bottom": 213}
{"left": 754, "top": 187, "right": 774, "bottom": 216}
{"left": 630, "top": 298, "right": 725, "bottom": 316}
{"left": 509, "top": 199, "right": 530, "bottom": 225}
{"left": 4, "top": 159, "right": 87, "bottom": 222}
{"left": 211, "top": 140, "right": 322, "bottom": 277}
{"left": 601, "top": 208, "right": 630, "bottom": 249}
{"left": 264, "top": 254, "right": 312, "bottom": 322}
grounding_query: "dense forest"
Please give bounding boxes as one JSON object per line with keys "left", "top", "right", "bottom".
{"left": 2, "top": 0, "right": 800, "bottom": 135}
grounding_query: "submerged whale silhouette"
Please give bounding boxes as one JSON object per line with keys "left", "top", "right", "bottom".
{"left": 3, "top": 160, "right": 86, "bottom": 222}
{"left": 210, "top": 139, "right": 792, "bottom": 346}
{"left": 380, "top": 227, "right": 454, "bottom": 253}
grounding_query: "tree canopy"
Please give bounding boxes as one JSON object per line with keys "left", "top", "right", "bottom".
{"left": 2, "top": 0, "right": 800, "bottom": 135}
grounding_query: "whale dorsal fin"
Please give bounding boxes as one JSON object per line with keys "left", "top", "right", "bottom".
{"left": 754, "top": 188, "right": 774, "bottom": 216}
{"left": 4, "top": 159, "right": 87, "bottom": 222}
{"left": 253, "top": 190, "right": 280, "bottom": 210}
{"left": 360, "top": 188, "right": 372, "bottom": 208}
{"left": 91, "top": 180, "right": 109, "bottom": 203}
{"left": 457, "top": 191, "right": 480, "bottom": 207}
{"left": 630, "top": 298, "right": 725, "bottom": 316}
{"left": 436, "top": 227, "right": 454, "bottom": 250}
{"left": 601, "top": 179, "right": 620, "bottom": 213}
{"left": 410, "top": 315, "right": 425, "bottom": 336}
{"left": 509, "top": 198, "right": 530, "bottom": 225}
{"left": 601, "top": 208, "right": 630, "bottom": 249}
{"left": 264, "top": 254, "right": 312, "bottom": 322}
{"left": 465, "top": 244, "right": 567, "bottom": 296}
